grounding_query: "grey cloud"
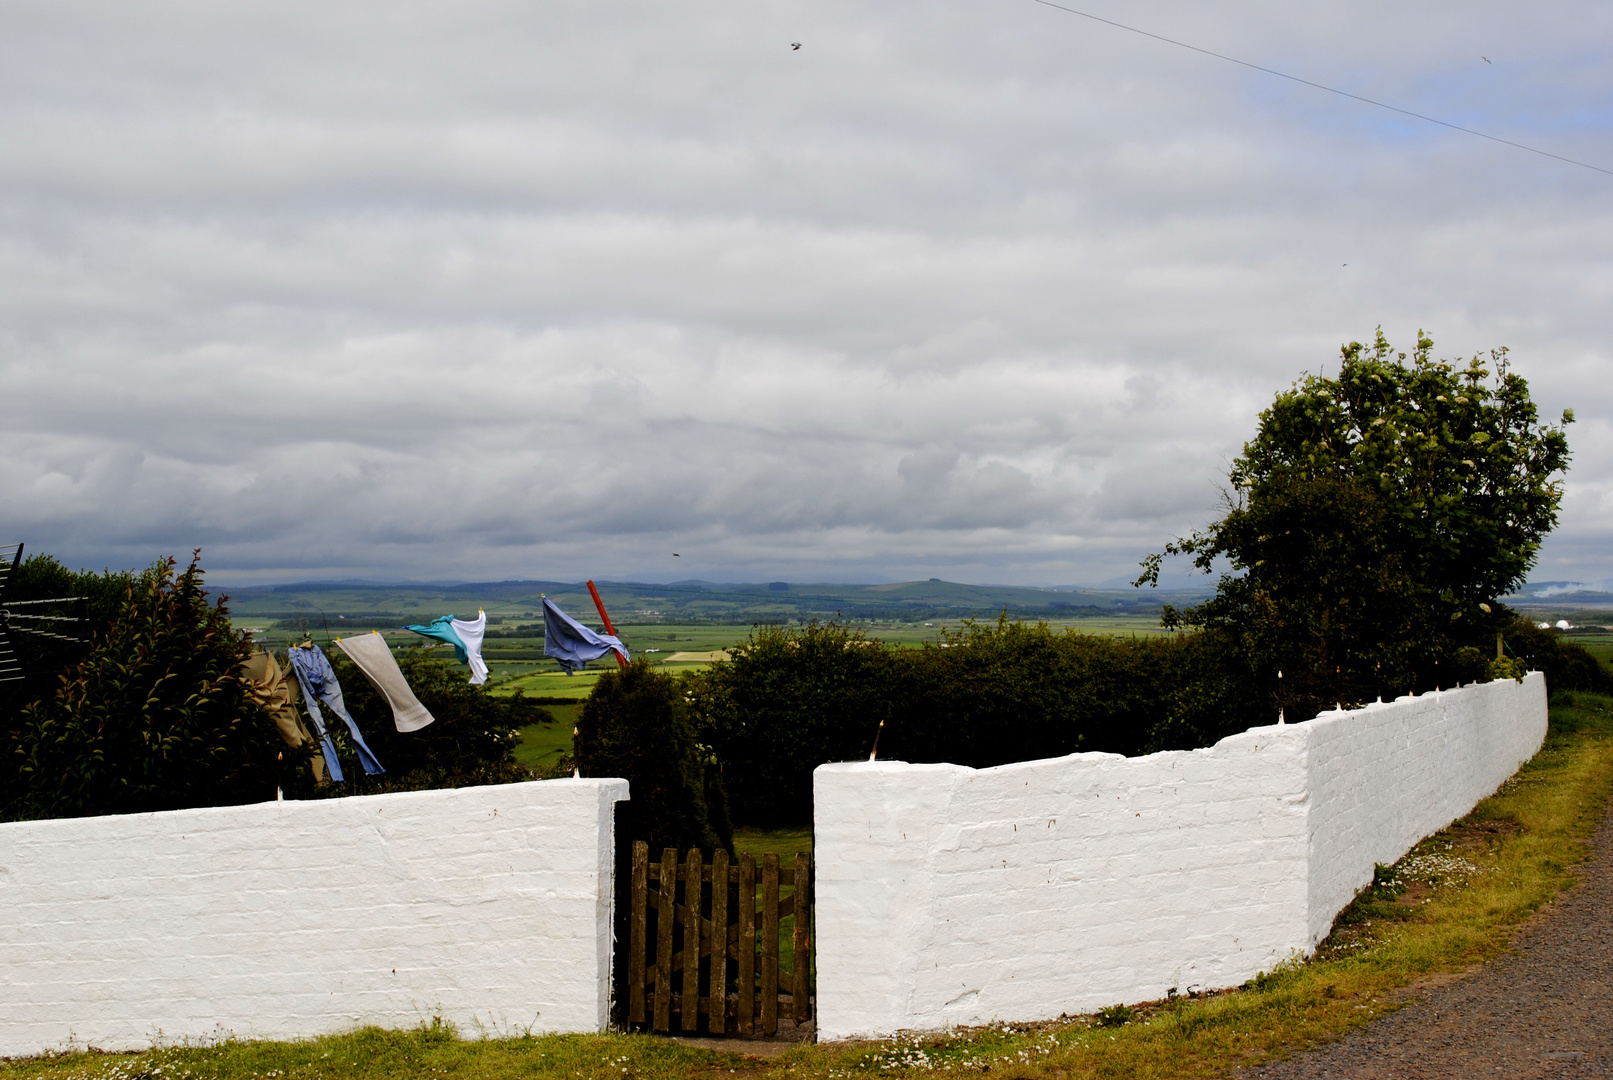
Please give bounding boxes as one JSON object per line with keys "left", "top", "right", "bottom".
{"left": 0, "top": 0, "right": 1608, "bottom": 586}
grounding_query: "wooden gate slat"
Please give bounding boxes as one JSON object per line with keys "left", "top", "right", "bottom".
{"left": 630, "top": 841, "right": 648, "bottom": 1024}
{"left": 626, "top": 844, "right": 807, "bottom": 1037}
{"left": 737, "top": 852, "right": 756, "bottom": 1035}
{"left": 793, "top": 852, "right": 811, "bottom": 1023}
{"left": 681, "top": 848, "right": 703, "bottom": 1033}
{"left": 708, "top": 848, "right": 729, "bottom": 1035}
{"left": 761, "top": 853, "right": 779, "bottom": 1036}
{"left": 654, "top": 847, "right": 676, "bottom": 1032}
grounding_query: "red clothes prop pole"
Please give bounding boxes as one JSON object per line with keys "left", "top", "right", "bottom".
{"left": 586, "top": 580, "right": 629, "bottom": 669}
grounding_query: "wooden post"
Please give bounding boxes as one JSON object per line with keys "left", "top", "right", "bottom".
{"left": 585, "top": 579, "right": 630, "bottom": 669}
{"left": 761, "top": 853, "right": 780, "bottom": 1035}
{"left": 681, "top": 848, "right": 703, "bottom": 1032}
{"left": 655, "top": 847, "right": 676, "bottom": 1032}
{"left": 792, "top": 852, "right": 812, "bottom": 1023}
{"left": 709, "top": 848, "right": 730, "bottom": 1034}
{"left": 737, "top": 853, "right": 756, "bottom": 1036}
{"left": 629, "top": 842, "right": 648, "bottom": 1025}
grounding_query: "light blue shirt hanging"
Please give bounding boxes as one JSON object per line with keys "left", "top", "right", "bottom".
{"left": 543, "top": 597, "right": 629, "bottom": 674}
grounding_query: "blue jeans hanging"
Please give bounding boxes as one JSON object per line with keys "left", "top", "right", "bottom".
{"left": 287, "top": 642, "right": 385, "bottom": 779}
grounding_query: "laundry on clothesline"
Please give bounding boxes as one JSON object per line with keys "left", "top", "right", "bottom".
{"left": 336, "top": 631, "right": 436, "bottom": 732}
{"left": 241, "top": 648, "right": 326, "bottom": 783}
{"left": 402, "top": 611, "right": 490, "bottom": 685}
{"left": 451, "top": 612, "right": 489, "bottom": 684}
{"left": 287, "top": 640, "right": 385, "bottom": 780}
{"left": 543, "top": 596, "right": 629, "bottom": 674}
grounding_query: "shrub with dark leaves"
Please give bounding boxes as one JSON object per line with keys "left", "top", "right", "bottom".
{"left": 5, "top": 553, "right": 278, "bottom": 821}
{"left": 575, "top": 658, "right": 731, "bottom": 854}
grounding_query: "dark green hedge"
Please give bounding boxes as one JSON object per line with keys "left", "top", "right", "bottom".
{"left": 683, "top": 618, "right": 1264, "bottom": 827}
{"left": 646, "top": 615, "right": 1611, "bottom": 828}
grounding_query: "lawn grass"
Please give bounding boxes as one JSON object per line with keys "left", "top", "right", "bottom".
{"left": 732, "top": 826, "right": 812, "bottom": 861}
{"left": 0, "top": 1024, "right": 747, "bottom": 1080}
{"left": 10, "top": 693, "right": 1608, "bottom": 1080}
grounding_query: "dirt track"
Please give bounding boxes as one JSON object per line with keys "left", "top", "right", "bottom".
{"left": 1245, "top": 800, "right": 1613, "bottom": 1079}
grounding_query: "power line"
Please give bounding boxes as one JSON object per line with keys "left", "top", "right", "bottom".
{"left": 1028, "top": 0, "right": 1613, "bottom": 178}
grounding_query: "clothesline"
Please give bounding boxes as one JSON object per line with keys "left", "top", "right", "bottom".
{"left": 240, "top": 595, "right": 626, "bottom": 785}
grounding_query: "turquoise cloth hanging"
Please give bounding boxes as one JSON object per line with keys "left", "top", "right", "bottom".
{"left": 403, "top": 614, "right": 470, "bottom": 664}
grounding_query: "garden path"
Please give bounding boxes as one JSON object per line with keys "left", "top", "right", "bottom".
{"left": 1245, "top": 797, "right": 1613, "bottom": 1078}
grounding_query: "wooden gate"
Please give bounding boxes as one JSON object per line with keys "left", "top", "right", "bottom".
{"left": 625, "top": 842, "right": 811, "bottom": 1035}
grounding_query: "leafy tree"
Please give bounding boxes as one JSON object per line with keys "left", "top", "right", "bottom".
{"left": 575, "top": 658, "right": 731, "bottom": 854}
{"left": 5, "top": 553, "right": 280, "bottom": 820}
{"left": 692, "top": 622, "right": 898, "bottom": 827}
{"left": 1138, "top": 330, "right": 1573, "bottom": 716}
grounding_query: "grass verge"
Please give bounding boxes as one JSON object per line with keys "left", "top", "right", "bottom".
{"left": 7, "top": 692, "right": 1612, "bottom": 1080}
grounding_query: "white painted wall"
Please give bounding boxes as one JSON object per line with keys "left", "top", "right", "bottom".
{"left": 0, "top": 778, "right": 629, "bottom": 1058}
{"left": 1303, "top": 676, "right": 1547, "bottom": 944}
{"left": 814, "top": 673, "right": 1547, "bottom": 1040}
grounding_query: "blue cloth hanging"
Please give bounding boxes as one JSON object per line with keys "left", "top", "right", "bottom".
{"left": 287, "top": 642, "right": 386, "bottom": 778}
{"left": 543, "top": 597, "right": 629, "bottom": 674}
{"left": 403, "top": 614, "right": 470, "bottom": 664}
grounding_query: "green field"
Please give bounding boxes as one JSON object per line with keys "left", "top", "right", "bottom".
{"left": 222, "top": 576, "right": 1204, "bottom": 633}
{"left": 510, "top": 703, "right": 581, "bottom": 773}
{"left": 485, "top": 623, "right": 749, "bottom": 694}
{"left": 242, "top": 618, "right": 1175, "bottom": 769}
{"left": 486, "top": 617, "right": 1171, "bottom": 689}
{"left": 490, "top": 618, "right": 1175, "bottom": 763}
{"left": 1564, "top": 632, "right": 1613, "bottom": 665}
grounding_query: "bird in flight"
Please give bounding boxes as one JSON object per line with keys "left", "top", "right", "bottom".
{"left": 1481, "top": 56, "right": 1491, "bottom": 63}
{"left": 791, "top": 42, "right": 802, "bottom": 50}
{"left": 673, "top": 553, "right": 681, "bottom": 557}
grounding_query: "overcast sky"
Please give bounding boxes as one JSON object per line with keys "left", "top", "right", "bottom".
{"left": 1, "top": 1, "right": 1609, "bottom": 587}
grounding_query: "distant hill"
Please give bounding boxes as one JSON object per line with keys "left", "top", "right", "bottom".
{"left": 218, "top": 572, "right": 1613, "bottom": 631}
{"left": 222, "top": 577, "right": 1213, "bottom": 630}
{"left": 1507, "top": 580, "right": 1613, "bottom": 609}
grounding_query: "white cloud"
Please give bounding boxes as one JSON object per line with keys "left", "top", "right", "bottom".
{"left": 0, "top": 0, "right": 1609, "bottom": 585}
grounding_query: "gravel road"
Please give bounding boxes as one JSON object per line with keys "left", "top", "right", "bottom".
{"left": 1245, "top": 801, "right": 1613, "bottom": 1079}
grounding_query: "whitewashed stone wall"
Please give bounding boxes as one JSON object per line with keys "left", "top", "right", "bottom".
{"left": 1303, "top": 675, "right": 1546, "bottom": 944}
{"left": 814, "top": 673, "right": 1547, "bottom": 1040}
{"left": 0, "top": 778, "right": 629, "bottom": 1058}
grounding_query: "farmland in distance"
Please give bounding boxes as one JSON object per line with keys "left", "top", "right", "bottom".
{"left": 222, "top": 578, "right": 1197, "bottom": 769}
